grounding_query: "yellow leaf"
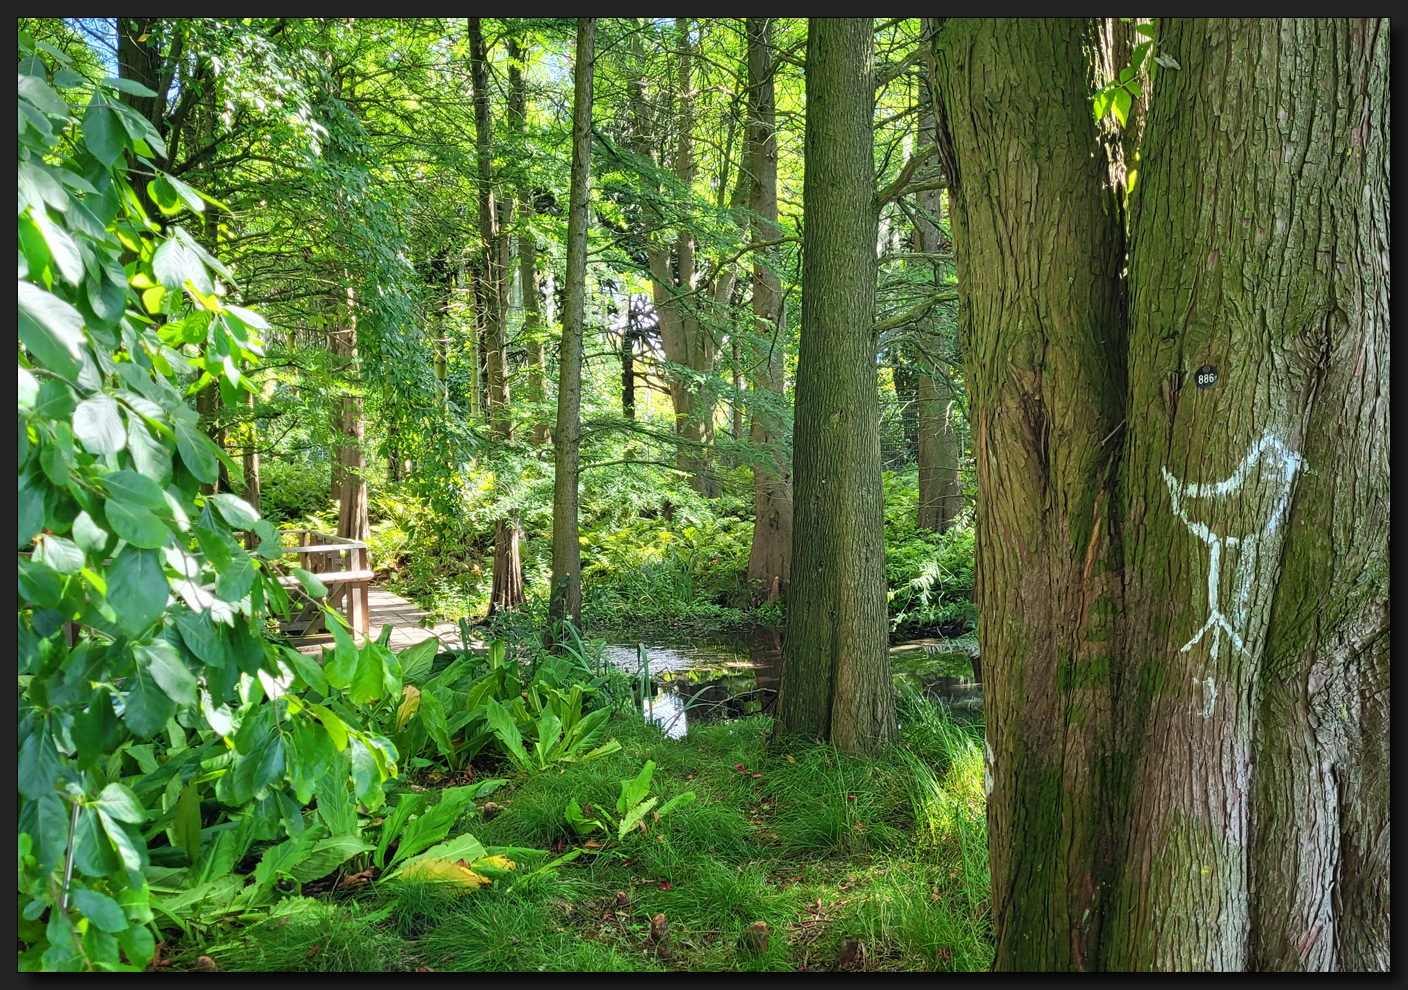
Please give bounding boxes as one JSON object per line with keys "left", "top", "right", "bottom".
{"left": 400, "top": 857, "right": 491, "bottom": 890}
{"left": 470, "top": 855, "right": 516, "bottom": 872}
{"left": 395, "top": 685, "right": 421, "bottom": 731}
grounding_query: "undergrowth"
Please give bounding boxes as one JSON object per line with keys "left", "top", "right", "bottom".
{"left": 166, "top": 692, "right": 992, "bottom": 973}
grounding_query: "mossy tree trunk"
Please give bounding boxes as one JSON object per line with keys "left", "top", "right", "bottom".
{"left": 775, "top": 17, "right": 893, "bottom": 757}
{"left": 548, "top": 17, "right": 595, "bottom": 632}
{"left": 934, "top": 16, "right": 1389, "bottom": 971}
{"left": 744, "top": 16, "right": 792, "bottom": 603}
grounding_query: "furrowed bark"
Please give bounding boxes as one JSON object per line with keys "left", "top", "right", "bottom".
{"left": 776, "top": 18, "right": 891, "bottom": 756}
{"left": 933, "top": 17, "right": 1126, "bottom": 970}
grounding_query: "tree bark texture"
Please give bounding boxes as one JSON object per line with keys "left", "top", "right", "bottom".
{"left": 935, "top": 21, "right": 1127, "bottom": 969}
{"left": 776, "top": 18, "right": 892, "bottom": 757}
{"left": 548, "top": 17, "right": 595, "bottom": 631}
{"left": 328, "top": 290, "right": 369, "bottom": 543}
{"left": 934, "top": 17, "right": 1389, "bottom": 971}
{"left": 470, "top": 18, "right": 524, "bottom": 614}
{"left": 744, "top": 16, "right": 793, "bottom": 602}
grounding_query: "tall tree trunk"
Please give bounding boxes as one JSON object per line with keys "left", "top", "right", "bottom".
{"left": 775, "top": 18, "right": 892, "bottom": 757}
{"left": 242, "top": 388, "right": 260, "bottom": 549}
{"left": 916, "top": 369, "right": 962, "bottom": 532}
{"left": 934, "top": 16, "right": 1389, "bottom": 971}
{"left": 744, "top": 16, "right": 792, "bottom": 603}
{"left": 640, "top": 19, "right": 722, "bottom": 498}
{"left": 1108, "top": 18, "right": 1389, "bottom": 972}
{"left": 621, "top": 327, "right": 636, "bottom": 420}
{"left": 509, "top": 37, "right": 550, "bottom": 450}
{"left": 470, "top": 17, "right": 525, "bottom": 615}
{"left": 548, "top": 17, "right": 595, "bottom": 632}
{"left": 913, "top": 64, "right": 963, "bottom": 534}
{"left": 329, "top": 287, "right": 369, "bottom": 543}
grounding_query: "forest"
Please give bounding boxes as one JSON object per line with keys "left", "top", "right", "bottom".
{"left": 16, "top": 17, "right": 1388, "bottom": 972}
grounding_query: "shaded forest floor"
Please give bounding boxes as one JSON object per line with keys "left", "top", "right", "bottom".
{"left": 163, "top": 698, "right": 992, "bottom": 973}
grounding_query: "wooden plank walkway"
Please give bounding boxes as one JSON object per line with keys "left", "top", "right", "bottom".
{"left": 296, "top": 586, "right": 480, "bottom": 654}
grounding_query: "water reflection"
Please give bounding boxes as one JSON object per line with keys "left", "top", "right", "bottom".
{"left": 599, "top": 627, "right": 980, "bottom": 738}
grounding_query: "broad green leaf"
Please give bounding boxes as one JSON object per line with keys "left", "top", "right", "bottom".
{"left": 104, "top": 498, "right": 167, "bottom": 549}
{"left": 222, "top": 304, "right": 268, "bottom": 330}
{"left": 350, "top": 645, "right": 386, "bottom": 705}
{"left": 655, "top": 791, "right": 696, "bottom": 817}
{"left": 82, "top": 102, "right": 127, "bottom": 168}
{"left": 617, "top": 796, "right": 659, "bottom": 840}
{"left": 1112, "top": 87, "right": 1133, "bottom": 128}
{"left": 209, "top": 493, "right": 260, "bottom": 529}
{"left": 19, "top": 365, "right": 41, "bottom": 409}
{"left": 173, "top": 419, "right": 218, "bottom": 483}
{"left": 32, "top": 209, "right": 82, "bottom": 285}
{"left": 385, "top": 832, "right": 487, "bottom": 881}
{"left": 162, "top": 172, "right": 205, "bottom": 214}
{"left": 325, "top": 621, "right": 359, "bottom": 690}
{"left": 123, "top": 663, "right": 177, "bottom": 738}
{"left": 96, "top": 811, "right": 146, "bottom": 873}
{"left": 71, "top": 888, "right": 127, "bottom": 932}
{"left": 18, "top": 73, "right": 70, "bottom": 116}
{"left": 19, "top": 472, "right": 47, "bottom": 549}
{"left": 35, "top": 533, "right": 84, "bottom": 575}
{"left": 117, "top": 924, "right": 155, "bottom": 968}
{"left": 72, "top": 510, "right": 110, "bottom": 555}
{"left": 148, "top": 174, "right": 181, "bottom": 214}
{"left": 289, "top": 835, "right": 374, "bottom": 883}
{"left": 104, "top": 469, "right": 167, "bottom": 509}
{"left": 485, "top": 699, "right": 529, "bottom": 772}
{"left": 397, "top": 636, "right": 440, "bottom": 684}
{"left": 388, "top": 786, "right": 481, "bottom": 868}
{"left": 106, "top": 547, "right": 169, "bottom": 635}
{"left": 253, "top": 827, "right": 324, "bottom": 888}
{"left": 101, "top": 76, "right": 158, "bottom": 98}
{"left": 125, "top": 417, "right": 173, "bottom": 486}
{"left": 39, "top": 436, "right": 73, "bottom": 485}
{"left": 374, "top": 793, "right": 427, "bottom": 867}
{"left": 17, "top": 281, "right": 84, "bottom": 380}
{"left": 282, "top": 646, "right": 328, "bottom": 695}
{"left": 135, "top": 638, "right": 198, "bottom": 706}
{"left": 214, "top": 548, "right": 255, "bottom": 602}
{"left": 73, "top": 394, "right": 126, "bottom": 454}
{"left": 17, "top": 555, "right": 65, "bottom": 608}
{"left": 171, "top": 779, "right": 202, "bottom": 865}
{"left": 151, "top": 237, "right": 210, "bottom": 294}
{"left": 349, "top": 737, "right": 381, "bottom": 807}
{"left": 96, "top": 782, "right": 146, "bottom": 824}
{"left": 618, "top": 760, "right": 655, "bottom": 816}
{"left": 292, "top": 567, "right": 327, "bottom": 597}
{"left": 71, "top": 805, "right": 122, "bottom": 878}
{"left": 18, "top": 721, "right": 62, "bottom": 799}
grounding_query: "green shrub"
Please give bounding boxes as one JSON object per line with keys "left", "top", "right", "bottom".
{"left": 252, "top": 458, "right": 335, "bottom": 526}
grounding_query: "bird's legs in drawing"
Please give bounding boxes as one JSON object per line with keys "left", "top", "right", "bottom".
{"left": 1162, "top": 431, "right": 1304, "bottom": 660}
{"left": 1172, "top": 523, "right": 1243, "bottom": 659}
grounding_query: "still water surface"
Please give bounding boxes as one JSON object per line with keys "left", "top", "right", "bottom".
{"left": 598, "top": 627, "right": 981, "bottom": 739}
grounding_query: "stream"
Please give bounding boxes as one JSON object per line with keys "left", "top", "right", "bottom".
{"left": 597, "top": 626, "right": 982, "bottom": 739}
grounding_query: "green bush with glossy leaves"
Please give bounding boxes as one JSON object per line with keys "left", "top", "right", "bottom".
{"left": 16, "top": 34, "right": 398, "bottom": 971}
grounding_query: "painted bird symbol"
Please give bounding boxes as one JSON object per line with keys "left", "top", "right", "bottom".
{"left": 1162, "top": 431, "right": 1303, "bottom": 660}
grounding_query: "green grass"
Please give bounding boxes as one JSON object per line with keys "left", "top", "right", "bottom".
{"left": 171, "top": 693, "right": 992, "bottom": 973}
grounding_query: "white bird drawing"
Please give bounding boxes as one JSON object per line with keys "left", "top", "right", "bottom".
{"left": 1162, "top": 431, "right": 1304, "bottom": 659}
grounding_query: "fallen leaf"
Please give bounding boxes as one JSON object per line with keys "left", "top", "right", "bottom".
{"left": 194, "top": 955, "right": 218, "bottom": 972}
{"left": 734, "top": 764, "right": 746, "bottom": 772}
{"left": 785, "top": 754, "right": 796, "bottom": 764}
{"left": 752, "top": 773, "right": 763, "bottom": 779}
{"left": 400, "top": 858, "right": 491, "bottom": 889}
{"left": 847, "top": 795, "right": 856, "bottom": 802}
{"left": 616, "top": 891, "right": 631, "bottom": 909}
{"left": 337, "top": 867, "right": 376, "bottom": 889}
{"left": 306, "top": 944, "right": 320, "bottom": 960}
{"left": 658, "top": 880, "right": 672, "bottom": 891}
